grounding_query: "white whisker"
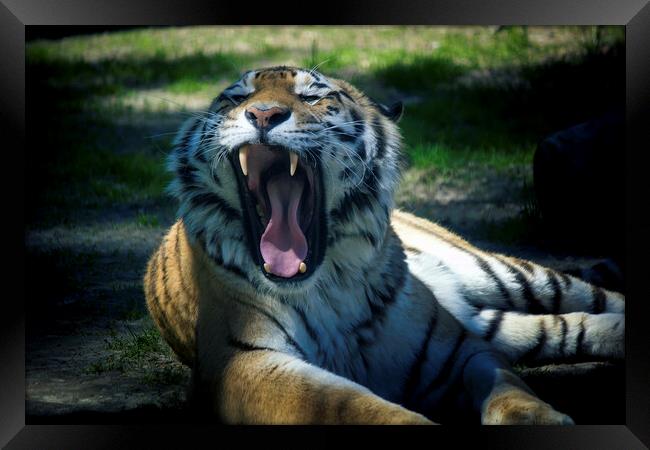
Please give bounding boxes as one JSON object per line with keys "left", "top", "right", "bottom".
{"left": 309, "top": 59, "right": 331, "bottom": 76}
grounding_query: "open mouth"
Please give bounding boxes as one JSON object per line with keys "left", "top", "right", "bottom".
{"left": 230, "top": 144, "right": 326, "bottom": 281}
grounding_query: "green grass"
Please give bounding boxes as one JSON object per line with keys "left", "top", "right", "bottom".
{"left": 406, "top": 143, "right": 533, "bottom": 172}
{"left": 35, "top": 142, "right": 170, "bottom": 211}
{"left": 105, "top": 325, "right": 167, "bottom": 359}
{"left": 166, "top": 78, "right": 212, "bottom": 94}
{"left": 136, "top": 211, "right": 160, "bottom": 228}
{"left": 86, "top": 322, "right": 187, "bottom": 385}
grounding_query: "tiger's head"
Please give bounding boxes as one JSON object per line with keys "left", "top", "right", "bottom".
{"left": 168, "top": 66, "right": 403, "bottom": 295}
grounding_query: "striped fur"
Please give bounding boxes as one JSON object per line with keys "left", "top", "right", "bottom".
{"left": 145, "top": 67, "right": 623, "bottom": 424}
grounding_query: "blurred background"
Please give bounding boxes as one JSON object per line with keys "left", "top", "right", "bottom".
{"left": 25, "top": 26, "right": 625, "bottom": 423}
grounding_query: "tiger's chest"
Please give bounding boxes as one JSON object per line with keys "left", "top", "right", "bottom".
{"left": 284, "top": 278, "right": 427, "bottom": 402}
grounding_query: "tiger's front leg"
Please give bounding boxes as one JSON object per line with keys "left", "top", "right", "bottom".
{"left": 462, "top": 350, "right": 574, "bottom": 425}
{"left": 200, "top": 348, "right": 435, "bottom": 425}
{"left": 402, "top": 279, "right": 573, "bottom": 425}
{"left": 415, "top": 340, "right": 573, "bottom": 425}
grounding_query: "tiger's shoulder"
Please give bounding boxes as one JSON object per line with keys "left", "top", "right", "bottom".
{"left": 145, "top": 218, "right": 271, "bottom": 368}
{"left": 144, "top": 221, "right": 200, "bottom": 366}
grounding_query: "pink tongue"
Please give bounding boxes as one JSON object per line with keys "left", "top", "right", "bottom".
{"left": 260, "top": 172, "right": 307, "bottom": 278}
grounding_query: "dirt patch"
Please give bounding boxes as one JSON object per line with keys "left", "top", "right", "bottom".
{"left": 397, "top": 165, "right": 532, "bottom": 233}
{"left": 26, "top": 208, "right": 191, "bottom": 421}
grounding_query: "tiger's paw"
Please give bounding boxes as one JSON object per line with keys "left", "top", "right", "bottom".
{"left": 482, "top": 390, "right": 574, "bottom": 425}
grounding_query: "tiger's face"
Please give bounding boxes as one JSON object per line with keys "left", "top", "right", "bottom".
{"left": 169, "top": 66, "right": 403, "bottom": 295}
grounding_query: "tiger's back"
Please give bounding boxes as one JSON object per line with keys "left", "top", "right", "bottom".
{"left": 148, "top": 210, "right": 624, "bottom": 371}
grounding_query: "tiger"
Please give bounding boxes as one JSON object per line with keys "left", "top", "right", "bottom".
{"left": 144, "top": 66, "right": 625, "bottom": 425}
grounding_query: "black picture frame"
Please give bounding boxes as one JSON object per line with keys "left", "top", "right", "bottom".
{"left": 4, "top": 0, "right": 650, "bottom": 448}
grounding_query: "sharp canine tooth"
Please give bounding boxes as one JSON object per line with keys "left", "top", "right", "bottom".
{"left": 290, "top": 152, "right": 298, "bottom": 176}
{"left": 239, "top": 147, "right": 249, "bottom": 176}
{"left": 299, "top": 262, "right": 307, "bottom": 273}
{"left": 264, "top": 263, "right": 271, "bottom": 273}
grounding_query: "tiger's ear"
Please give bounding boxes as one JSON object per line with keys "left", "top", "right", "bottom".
{"left": 378, "top": 101, "right": 404, "bottom": 122}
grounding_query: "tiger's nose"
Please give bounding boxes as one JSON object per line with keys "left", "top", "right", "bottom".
{"left": 245, "top": 106, "right": 291, "bottom": 131}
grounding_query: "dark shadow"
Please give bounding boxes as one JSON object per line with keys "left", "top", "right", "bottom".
{"left": 26, "top": 26, "right": 164, "bottom": 42}
{"left": 518, "top": 361, "right": 625, "bottom": 425}
{"left": 27, "top": 404, "right": 202, "bottom": 424}
{"left": 371, "top": 40, "right": 624, "bottom": 150}
{"left": 374, "top": 55, "right": 466, "bottom": 91}
{"left": 371, "top": 40, "right": 625, "bottom": 261}
{"left": 27, "top": 51, "right": 250, "bottom": 100}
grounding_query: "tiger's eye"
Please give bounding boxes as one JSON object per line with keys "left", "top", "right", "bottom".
{"left": 299, "top": 95, "right": 321, "bottom": 104}
{"left": 229, "top": 94, "right": 250, "bottom": 104}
